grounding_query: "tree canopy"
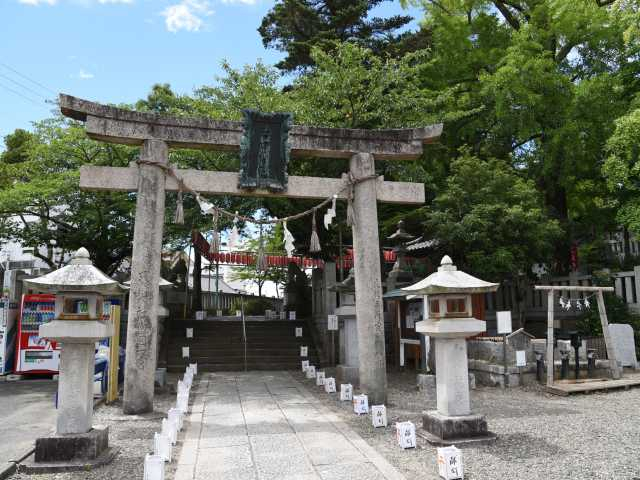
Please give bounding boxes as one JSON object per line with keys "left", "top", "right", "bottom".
{"left": 258, "top": 0, "right": 427, "bottom": 72}
{"left": 2, "top": 0, "right": 640, "bottom": 285}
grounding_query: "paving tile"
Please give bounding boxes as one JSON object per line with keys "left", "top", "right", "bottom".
{"left": 246, "top": 420, "right": 294, "bottom": 435}
{"left": 255, "top": 454, "right": 315, "bottom": 480}
{"left": 316, "top": 462, "right": 387, "bottom": 480}
{"left": 199, "top": 433, "right": 249, "bottom": 449}
{"left": 195, "top": 467, "right": 257, "bottom": 480}
{"left": 184, "top": 372, "right": 405, "bottom": 480}
{"left": 202, "top": 412, "right": 245, "bottom": 428}
{"left": 306, "top": 447, "right": 368, "bottom": 467}
{"left": 195, "top": 445, "right": 254, "bottom": 473}
{"left": 276, "top": 475, "right": 321, "bottom": 480}
{"left": 204, "top": 401, "right": 243, "bottom": 417}
{"left": 241, "top": 400, "right": 280, "bottom": 412}
{"left": 174, "top": 463, "right": 195, "bottom": 480}
{"left": 206, "top": 385, "right": 239, "bottom": 396}
{"left": 249, "top": 433, "right": 305, "bottom": 457}
{"left": 176, "top": 440, "right": 198, "bottom": 465}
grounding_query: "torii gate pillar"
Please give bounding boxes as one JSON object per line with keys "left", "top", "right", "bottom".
{"left": 350, "top": 153, "right": 386, "bottom": 404}
{"left": 123, "top": 140, "right": 168, "bottom": 414}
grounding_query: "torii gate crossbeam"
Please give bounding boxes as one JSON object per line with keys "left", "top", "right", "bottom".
{"left": 60, "top": 94, "right": 442, "bottom": 414}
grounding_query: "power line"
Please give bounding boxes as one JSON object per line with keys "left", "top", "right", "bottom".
{"left": 0, "top": 81, "right": 50, "bottom": 111}
{"left": 0, "top": 72, "right": 50, "bottom": 100}
{"left": 0, "top": 62, "right": 57, "bottom": 96}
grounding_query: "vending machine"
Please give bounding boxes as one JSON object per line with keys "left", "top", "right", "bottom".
{"left": 0, "top": 297, "right": 18, "bottom": 374}
{"left": 14, "top": 293, "right": 59, "bottom": 374}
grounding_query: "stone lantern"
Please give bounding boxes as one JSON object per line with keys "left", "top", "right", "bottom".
{"left": 330, "top": 268, "right": 359, "bottom": 386}
{"left": 386, "top": 220, "right": 416, "bottom": 290}
{"left": 24, "top": 248, "right": 123, "bottom": 468}
{"left": 402, "top": 255, "right": 499, "bottom": 444}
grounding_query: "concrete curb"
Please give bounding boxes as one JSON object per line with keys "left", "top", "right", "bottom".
{"left": 0, "top": 462, "right": 16, "bottom": 480}
{"left": 0, "top": 447, "right": 36, "bottom": 480}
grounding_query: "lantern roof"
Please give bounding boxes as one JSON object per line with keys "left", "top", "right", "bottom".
{"left": 402, "top": 255, "right": 499, "bottom": 295}
{"left": 329, "top": 268, "right": 355, "bottom": 293}
{"left": 24, "top": 247, "right": 125, "bottom": 294}
{"left": 124, "top": 277, "right": 173, "bottom": 289}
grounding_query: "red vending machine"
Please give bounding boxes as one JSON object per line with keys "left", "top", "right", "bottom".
{"left": 14, "top": 293, "right": 59, "bottom": 374}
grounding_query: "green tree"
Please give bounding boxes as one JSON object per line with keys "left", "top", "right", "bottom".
{"left": 0, "top": 119, "right": 137, "bottom": 274}
{"left": 423, "top": 152, "right": 561, "bottom": 281}
{"left": 400, "top": 0, "right": 640, "bottom": 272}
{"left": 259, "top": 0, "right": 425, "bottom": 72}
{"left": 603, "top": 104, "right": 640, "bottom": 235}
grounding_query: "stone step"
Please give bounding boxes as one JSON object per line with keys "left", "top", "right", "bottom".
{"left": 163, "top": 317, "right": 320, "bottom": 372}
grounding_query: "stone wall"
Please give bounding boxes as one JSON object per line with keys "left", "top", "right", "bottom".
{"left": 467, "top": 335, "right": 537, "bottom": 387}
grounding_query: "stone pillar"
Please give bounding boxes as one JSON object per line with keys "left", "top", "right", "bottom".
{"left": 349, "top": 152, "right": 387, "bottom": 404}
{"left": 435, "top": 338, "right": 470, "bottom": 416}
{"left": 57, "top": 341, "right": 95, "bottom": 434}
{"left": 123, "top": 139, "right": 168, "bottom": 414}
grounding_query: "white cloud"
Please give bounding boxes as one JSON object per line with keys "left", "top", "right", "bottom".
{"left": 162, "top": 0, "right": 213, "bottom": 33}
{"left": 18, "top": 0, "right": 58, "bottom": 5}
{"left": 78, "top": 69, "right": 94, "bottom": 80}
{"left": 97, "top": 0, "right": 133, "bottom": 3}
{"left": 220, "top": 0, "right": 257, "bottom": 4}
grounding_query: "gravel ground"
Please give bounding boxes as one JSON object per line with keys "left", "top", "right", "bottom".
{"left": 301, "top": 369, "right": 640, "bottom": 480}
{"left": 12, "top": 383, "right": 179, "bottom": 480}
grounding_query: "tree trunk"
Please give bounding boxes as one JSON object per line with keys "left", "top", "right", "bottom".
{"left": 542, "top": 178, "right": 570, "bottom": 274}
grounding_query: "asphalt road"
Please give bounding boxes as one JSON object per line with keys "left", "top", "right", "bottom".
{"left": 0, "top": 379, "right": 57, "bottom": 473}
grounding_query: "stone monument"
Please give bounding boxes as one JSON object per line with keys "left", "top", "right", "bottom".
{"left": 23, "top": 248, "right": 122, "bottom": 470}
{"left": 403, "top": 255, "right": 499, "bottom": 445}
{"left": 331, "top": 269, "right": 359, "bottom": 386}
{"left": 609, "top": 323, "right": 639, "bottom": 369}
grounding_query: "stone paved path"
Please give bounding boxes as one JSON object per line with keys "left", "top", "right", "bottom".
{"left": 172, "top": 371, "right": 405, "bottom": 480}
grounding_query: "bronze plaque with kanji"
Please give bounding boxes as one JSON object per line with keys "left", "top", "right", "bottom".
{"left": 239, "top": 109, "right": 292, "bottom": 192}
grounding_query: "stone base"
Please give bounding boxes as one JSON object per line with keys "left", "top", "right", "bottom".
{"left": 336, "top": 365, "right": 359, "bottom": 388}
{"left": 418, "top": 429, "right": 497, "bottom": 446}
{"left": 20, "top": 447, "right": 119, "bottom": 474}
{"left": 422, "top": 411, "right": 496, "bottom": 445}
{"left": 35, "top": 425, "right": 109, "bottom": 463}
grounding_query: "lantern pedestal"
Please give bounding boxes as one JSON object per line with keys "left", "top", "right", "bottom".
{"left": 31, "top": 320, "right": 116, "bottom": 469}
{"left": 417, "top": 318, "right": 497, "bottom": 445}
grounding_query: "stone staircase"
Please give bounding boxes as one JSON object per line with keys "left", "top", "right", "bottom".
{"left": 163, "top": 319, "right": 320, "bottom": 372}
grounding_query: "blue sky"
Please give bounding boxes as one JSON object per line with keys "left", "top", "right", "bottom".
{"left": 0, "top": 0, "right": 423, "bottom": 148}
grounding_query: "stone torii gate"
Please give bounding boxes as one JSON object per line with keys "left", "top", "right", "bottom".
{"left": 59, "top": 94, "right": 442, "bottom": 413}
